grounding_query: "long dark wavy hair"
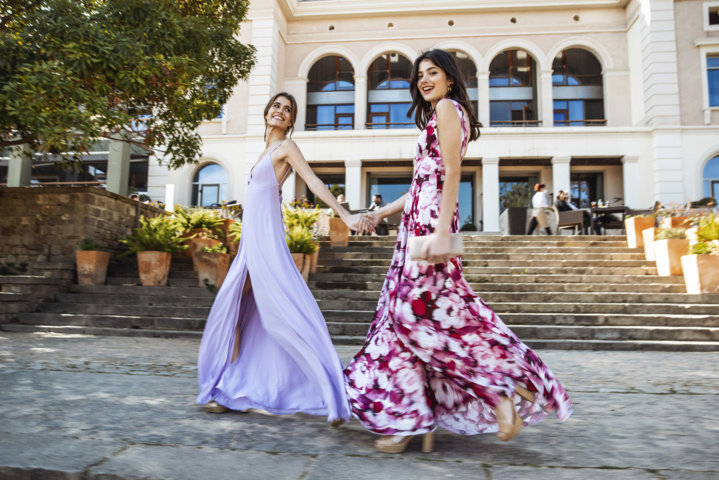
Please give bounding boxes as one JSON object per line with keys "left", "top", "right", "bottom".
{"left": 408, "top": 49, "right": 481, "bottom": 142}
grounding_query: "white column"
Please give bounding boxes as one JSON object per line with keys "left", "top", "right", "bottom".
{"left": 551, "top": 156, "right": 571, "bottom": 196}
{"left": 354, "top": 75, "right": 367, "bottom": 130}
{"left": 539, "top": 69, "right": 554, "bottom": 128}
{"left": 106, "top": 133, "right": 130, "bottom": 196}
{"left": 477, "top": 71, "right": 490, "bottom": 128}
{"left": 284, "top": 78, "right": 307, "bottom": 132}
{"left": 7, "top": 144, "right": 33, "bottom": 187}
{"left": 482, "top": 156, "right": 500, "bottom": 232}
{"left": 164, "top": 184, "right": 175, "bottom": 212}
{"left": 622, "top": 156, "right": 641, "bottom": 208}
{"left": 344, "top": 158, "right": 363, "bottom": 210}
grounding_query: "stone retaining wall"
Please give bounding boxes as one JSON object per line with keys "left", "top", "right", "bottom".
{"left": 0, "top": 187, "right": 163, "bottom": 268}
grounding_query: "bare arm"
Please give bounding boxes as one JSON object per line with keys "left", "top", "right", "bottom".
{"left": 277, "top": 140, "right": 366, "bottom": 229}
{"left": 421, "top": 99, "right": 463, "bottom": 263}
{"left": 365, "top": 194, "right": 407, "bottom": 226}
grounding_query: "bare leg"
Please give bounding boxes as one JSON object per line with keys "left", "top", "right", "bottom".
{"left": 231, "top": 274, "right": 252, "bottom": 362}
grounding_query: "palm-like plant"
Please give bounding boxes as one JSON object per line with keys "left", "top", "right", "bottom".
{"left": 119, "top": 215, "right": 188, "bottom": 256}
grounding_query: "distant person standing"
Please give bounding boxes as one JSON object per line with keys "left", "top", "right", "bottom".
{"left": 527, "top": 183, "right": 552, "bottom": 235}
{"left": 368, "top": 194, "right": 388, "bottom": 235}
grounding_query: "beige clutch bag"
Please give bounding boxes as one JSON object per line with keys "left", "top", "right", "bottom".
{"left": 407, "top": 233, "right": 464, "bottom": 261}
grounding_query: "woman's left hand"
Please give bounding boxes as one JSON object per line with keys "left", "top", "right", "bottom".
{"left": 420, "top": 233, "right": 453, "bottom": 264}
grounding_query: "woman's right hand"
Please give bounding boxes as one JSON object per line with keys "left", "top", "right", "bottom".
{"left": 347, "top": 213, "right": 374, "bottom": 234}
{"left": 363, "top": 211, "right": 382, "bottom": 229}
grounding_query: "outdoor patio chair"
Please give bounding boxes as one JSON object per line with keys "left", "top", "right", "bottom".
{"left": 554, "top": 207, "right": 584, "bottom": 235}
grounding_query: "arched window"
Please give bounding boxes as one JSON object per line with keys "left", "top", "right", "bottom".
{"left": 489, "top": 49, "right": 538, "bottom": 127}
{"left": 704, "top": 155, "right": 719, "bottom": 199}
{"left": 192, "top": 163, "right": 228, "bottom": 207}
{"left": 367, "top": 53, "right": 413, "bottom": 129}
{"left": 552, "top": 48, "right": 605, "bottom": 126}
{"left": 306, "top": 56, "right": 355, "bottom": 131}
{"left": 449, "top": 50, "right": 478, "bottom": 101}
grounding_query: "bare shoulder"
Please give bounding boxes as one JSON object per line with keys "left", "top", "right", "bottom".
{"left": 275, "top": 138, "right": 300, "bottom": 160}
{"left": 435, "top": 99, "right": 461, "bottom": 128}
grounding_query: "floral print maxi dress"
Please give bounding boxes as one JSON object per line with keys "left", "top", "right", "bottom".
{"left": 344, "top": 100, "right": 572, "bottom": 435}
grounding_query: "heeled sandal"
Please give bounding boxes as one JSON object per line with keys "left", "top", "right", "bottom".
{"left": 495, "top": 397, "right": 523, "bottom": 442}
{"left": 515, "top": 385, "right": 535, "bottom": 402}
{"left": 203, "top": 401, "right": 228, "bottom": 414}
{"left": 374, "top": 432, "right": 434, "bottom": 453}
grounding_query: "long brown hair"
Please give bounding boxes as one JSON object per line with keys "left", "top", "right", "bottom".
{"left": 263, "top": 92, "right": 298, "bottom": 140}
{"left": 408, "top": 49, "right": 481, "bottom": 141}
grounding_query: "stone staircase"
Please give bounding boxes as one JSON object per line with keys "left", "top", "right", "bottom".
{"left": 3, "top": 235, "right": 719, "bottom": 350}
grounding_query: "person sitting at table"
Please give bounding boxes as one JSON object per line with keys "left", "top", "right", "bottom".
{"left": 367, "top": 194, "right": 388, "bottom": 236}
{"left": 555, "top": 191, "right": 600, "bottom": 235}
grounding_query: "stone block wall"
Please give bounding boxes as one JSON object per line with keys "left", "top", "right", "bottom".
{"left": 0, "top": 187, "right": 164, "bottom": 269}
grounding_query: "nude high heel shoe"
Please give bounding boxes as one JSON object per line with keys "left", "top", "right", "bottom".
{"left": 495, "top": 397, "right": 522, "bottom": 442}
{"left": 515, "top": 385, "right": 535, "bottom": 402}
{"left": 374, "top": 432, "right": 434, "bottom": 453}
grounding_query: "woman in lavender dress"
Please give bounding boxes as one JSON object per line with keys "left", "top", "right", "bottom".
{"left": 197, "top": 93, "right": 368, "bottom": 424}
{"left": 345, "top": 50, "right": 572, "bottom": 453}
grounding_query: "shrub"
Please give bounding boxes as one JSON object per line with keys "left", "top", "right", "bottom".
{"left": 283, "top": 204, "right": 320, "bottom": 231}
{"left": 286, "top": 225, "right": 318, "bottom": 255}
{"left": 173, "top": 205, "right": 224, "bottom": 236}
{"left": 119, "top": 215, "right": 188, "bottom": 256}
{"left": 77, "top": 238, "right": 100, "bottom": 250}
{"left": 228, "top": 221, "right": 242, "bottom": 244}
{"left": 655, "top": 228, "right": 686, "bottom": 240}
{"left": 201, "top": 244, "right": 228, "bottom": 254}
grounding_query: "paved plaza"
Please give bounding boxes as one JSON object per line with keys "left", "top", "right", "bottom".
{"left": 0, "top": 331, "right": 717, "bottom": 480}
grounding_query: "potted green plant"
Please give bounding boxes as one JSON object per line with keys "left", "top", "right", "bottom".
{"left": 119, "top": 215, "right": 188, "bottom": 286}
{"left": 681, "top": 214, "right": 719, "bottom": 294}
{"left": 624, "top": 213, "right": 655, "bottom": 248}
{"left": 499, "top": 182, "right": 532, "bottom": 235}
{"left": 195, "top": 243, "right": 231, "bottom": 291}
{"left": 173, "top": 205, "right": 225, "bottom": 258}
{"left": 284, "top": 204, "right": 321, "bottom": 271}
{"left": 286, "top": 225, "right": 318, "bottom": 281}
{"left": 653, "top": 228, "right": 688, "bottom": 276}
{"left": 75, "top": 238, "right": 111, "bottom": 285}
{"left": 227, "top": 221, "right": 242, "bottom": 257}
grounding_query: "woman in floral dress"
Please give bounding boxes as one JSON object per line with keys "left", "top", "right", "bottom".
{"left": 344, "top": 49, "right": 572, "bottom": 453}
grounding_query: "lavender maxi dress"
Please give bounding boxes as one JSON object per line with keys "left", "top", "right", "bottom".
{"left": 196, "top": 145, "right": 351, "bottom": 422}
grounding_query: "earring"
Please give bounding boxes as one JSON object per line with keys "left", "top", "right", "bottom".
{"left": 447, "top": 84, "right": 453, "bottom": 94}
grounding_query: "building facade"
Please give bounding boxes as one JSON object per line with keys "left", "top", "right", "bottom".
{"left": 147, "top": 0, "right": 719, "bottom": 231}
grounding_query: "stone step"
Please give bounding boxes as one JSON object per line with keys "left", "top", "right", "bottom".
{"left": 36, "top": 302, "right": 211, "bottom": 318}
{"left": 105, "top": 277, "right": 203, "bottom": 287}
{"left": 320, "top": 245, "right": 643, "bottom": 255}
{"left": 68, "top": 284, "right": 215, "bottom": 297}
{"left": 310, "top": 289, "right": 719, "bottom": 305}
{"left": 5, "top": 322, "right": 718, "bottom": 352}
{"left": 320, "top": 251, "right": 646, "bottom": 261}
{"left": 318, "top": 258, "right": 653, "bottom": 268}
{"left": 325, "top": 321, "right": 719, "bottom": 342}
{"left": 1, "top": 323, "right": 202, "bottom": 338}
{"left": 308, "top": 272, "right": 685, "bottom": 285}
{"left": 309, "top": 280, "right": 687, "bottom": 293}
{"left": 17, "top": 312, "right": 206, "bottom": 330}
{"left": 54, "top": 293, "right": 214, "bottom": 306}
{"left": 316, "top": 265, "right": 658, "bottom": 275}
{"left": 328, "top": 334, "right": 719, "bottom": 351}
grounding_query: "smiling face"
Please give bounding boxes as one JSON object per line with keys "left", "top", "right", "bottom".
{"left": 416, "top": 59, "right": 453, "bottom": 108}
{"left": 265, "top": 95, "right": 294, "bottom": 132}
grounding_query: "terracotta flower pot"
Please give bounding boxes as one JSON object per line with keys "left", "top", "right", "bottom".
{"left": 660, "top": 216, "right": 688, "bottom": 229}
{"left": 291, "top": 252, "right": 310, "bottom": 281}
{"left": 137, "top": 251, "right": 171, "bottom": 286}
{"left": 194, "top": 251, "right": 230, "bottom": 289}
{"left": 625, "top": 216, "right": 655, "bottom": 248}
{"left": 642, "top": 227, "right": 657, "bottom": 261}
{"left": 309, "top": 246, "right": 320, "bottom": 274}
{"left": 328, "top": 217, "right": 349, "bottom": 246}
{"left": 686, "top": 226, "right": 699, "bottom": 247}
{"left": 654, "top": 238, "right": 689, "bottom": 276}
{"left": 681, "top": 254, "right": 719, "bottom": 294}
{"left": 75, "top": 250, "right": 111, "bottom": 285}
{"left": 189, "top": 237, "right": 221, "bottom": 270}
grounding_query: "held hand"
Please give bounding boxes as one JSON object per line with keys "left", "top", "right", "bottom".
{"left": 363, "top": 211, "right": 382, "bottom": 229}
{"left": 420, "top": 233, "right": 453, "bottom": 264}
{"left": 346, "top": 213, "right": 374, "bottom": 234}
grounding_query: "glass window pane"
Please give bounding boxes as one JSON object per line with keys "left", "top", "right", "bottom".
{"left": 370, "top": 104, "right": 389, "bottom": 113}
{"left": 337, "top": 105, "right": 354, "bottom": 114}
{"left": 708, "top": 56, "right": 719, "bottom": 68}
{"left": 709, "top": 68, "right": 719, "bottom": 106}
{"left": 389, "top": 103, "right": 411, "bottom": 124}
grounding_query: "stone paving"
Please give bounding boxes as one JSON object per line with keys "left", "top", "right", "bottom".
{"left": 0, "top": 331, "right": 717, "bottom": 480}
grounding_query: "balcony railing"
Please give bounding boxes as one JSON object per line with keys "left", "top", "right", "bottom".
{"left": 554, "top": 119, "right": 607, "bottom": 126}
{"left": 489, "top": 120, "right": 543, "bottom": 127}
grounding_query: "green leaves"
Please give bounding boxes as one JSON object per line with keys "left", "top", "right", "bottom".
{"left": 119, "top": 214, "right": 188, "bottom": 255}
{"left": 0, "top": 0, "right": 255, "bottom": 168}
